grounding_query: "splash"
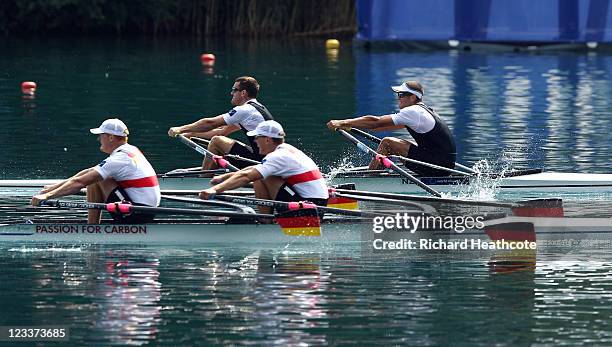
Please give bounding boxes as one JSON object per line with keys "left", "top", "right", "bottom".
{"left": 324, "top": 153, "right": 359, "bottom": 183}
{"left": 447, "top": 159, "right": 511, "bottom": 201}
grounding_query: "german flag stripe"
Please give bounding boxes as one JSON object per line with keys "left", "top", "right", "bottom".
{"left": 276, "top": 215, "right": 321, "bottom": 228}
{"left": 512, "top": 207, "right": 564, "bottom": 217}
{"left": 328, "top": 197, "right": 359, "bottom": 210}
{"left": 277, "top": 214, "right": 321, "bottom": 237}
{"left": 328, "top": 202, "right": 359, "bottom": 210}
{"left": 485, "top": 222, "right": 535, "bottom": 242}
{"left": 281, "top": 226, "right": 321, "bottom": 237}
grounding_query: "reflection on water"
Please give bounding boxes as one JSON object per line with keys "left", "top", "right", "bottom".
{"left": 0, "top": 39, "right": 611, "bottom": 178}
{"left": 0, "top": 247, "right": 162, "bottom": 345}
{"left": 92, "top": 253, "right": 161, "bottom": 345}
{"left": 1, "top": 244, "right": 612, "bottom": 346}
{"left": 356, "top": 50, "right": 612, "bottom": 172}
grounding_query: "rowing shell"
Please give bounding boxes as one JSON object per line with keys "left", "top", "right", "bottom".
{"left": 329, "top": 169, "right": 612, "bottom": 194}
{"left": 3, "top": 169, "right": 612, "bottom": 195}
{"left": 0, "top": 217, "right": 372, "bottom": 245}
{"left": 2, "top": 215, "right": 611, "bottom": 246}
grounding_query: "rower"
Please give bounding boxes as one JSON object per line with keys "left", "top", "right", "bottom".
{"left": 168, "top": 76, "right": 275, "bottom": 170}
{"left": 327, "top": 80, "right": 456, "bottom": 177}
{"left": 31, "top": 118, "right": 161, "bottom": 224}
{"left": 199, "top": 120, "right": 329, "bottom": 214}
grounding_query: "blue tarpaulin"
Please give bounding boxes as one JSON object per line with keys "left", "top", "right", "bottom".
{"left": 356, "top": 0, "right": 612, "bottom": 43}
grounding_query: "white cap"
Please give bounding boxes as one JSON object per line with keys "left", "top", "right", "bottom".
{"left": 246, "top": 120, "right": 285, "bottom": 138}
{"left": 391, "top": 82, "right": 423, "bottom": 99}
{"left": 90, "top": 118, "right": 130, "bottom": 137}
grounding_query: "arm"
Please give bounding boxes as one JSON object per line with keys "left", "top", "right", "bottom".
{"left": 40, "top": 167, "right": 93, "bottom": 193}
{"left": 209, "top": 171, "right": 238, "bottom": 185}
{"left": 327, "top": 115, "right": 396, "bottom": 130}
{"left": 199, "top": 167, "right": 263, "bottom": 199}
{"left": 168, "top": 114, "right": 228, "bottom": 137}
{"left": 31, "top": 168, "right": 103, "bottom": 206}
{"left": 183, "top": 124, "right": 240, "bottom": 139}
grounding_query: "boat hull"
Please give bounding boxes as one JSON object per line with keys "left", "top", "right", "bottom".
{"left": 3, "top": 171, "right": 611, "bottom": 195}
{"left": 329, "top": 172, "right": 612, "bottom": 194}
{"left": 0, "top": 220, "right": 371, "bottom": 245}
{"left": 2, "top": 216, "right": 611, "bottom": 247}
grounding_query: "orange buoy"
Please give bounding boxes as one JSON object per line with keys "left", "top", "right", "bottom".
{"left": 200, "top": 53, "right": 216, "bottom": 66}
{"left": 21, "top": 81, "right": 37, "bottom": 95}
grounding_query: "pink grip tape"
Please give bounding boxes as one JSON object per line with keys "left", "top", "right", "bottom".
{"left": 375, "top": 154, "right": 393, "bottom": 168}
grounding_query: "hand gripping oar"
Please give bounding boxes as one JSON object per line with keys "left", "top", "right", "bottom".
{"left": 176, "top": 134, "right": 240, "bottom": 172}
{"left": 336, "top": 129, "right": 442, "bottom": 197}
{"left": 38, "top": 199, "right": 274, "bottom": 220}
{"left": 209, "top": 194, "right": 389, "bottom": 218}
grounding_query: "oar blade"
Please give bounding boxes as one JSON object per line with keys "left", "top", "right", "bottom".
{"left": 485, "top": 221, "right": 536, "bottom": 242}
{"left": 512, "top": 198, "right": 564, "bottom": 217}
{"left": 276, "top": 209, "right": 321, "bottom": 236}
{"left": 484, "top": 222, "right": 536, "bottom": 274}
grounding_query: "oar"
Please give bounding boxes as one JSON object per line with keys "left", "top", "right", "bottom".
{"left": 388, "top": 155, "right": 470, "bottom": 176}
{"left": 161, "top": 195, "right": 256, "bottom": 214}
{"left": 36, "top": 199, "right": 325, "bottom": 237}
{"left": 161, "top": 189, "right": 254, "bottom": 196}
{"left": 336, "top": 129, "right": 442, "bottom": 197}
{"left": 349, "top": 127, "right": 476, "bottom": 175}
{"left": 331, "top": 192, "right": 438, "bottom": 214}
{"left": 455, "top": 162, "right": 477, "bottom": 174}
{"left": 331, "top": 188, "right": 565, "bottom": 217}
{"left": 331, "top": 187, "right": 514, "bottom": 208}
{"left": 162, "top": 168, "right": 228, "bottom": 177}
{"left": 210, "top": 194, "right": 390, "bottom": 218}
{"left": 161, "top": 189, "right": 255, "bottom": 196}
{"left": 225, "top": 154, "right": 261, "bottom": 165}
{"left": 190, "top": 137, "right": 262, "bottom": 165}
{"left": 38, "top": 199, "right": 274, "bottom": 220}
{"left": 191, "top": 136, "right": 210, "bottom": 146}
{"left": 176, "top": 134, "right": 240, "bottom": 171}
{"left": 349, "top": 128, "right": 382, "bottom": 144}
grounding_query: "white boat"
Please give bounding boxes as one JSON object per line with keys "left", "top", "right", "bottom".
{"left": 328, "top": 169, "right": 612, "bottom": 194}
{"left": 2, "top": 214, "right": 611, "bottom": 247}
{"left": 3, "top": 169, "right": 612, "bottom": 195}
{"left": 0, "top": 217, "right": 371, "bottom": 244}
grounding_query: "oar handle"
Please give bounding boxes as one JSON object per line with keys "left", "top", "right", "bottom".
{"left": 336, "top": 129, "right": 442, "bottom": 197}
{"left": 176, "top": 135, "right": 240, "bottom": 171}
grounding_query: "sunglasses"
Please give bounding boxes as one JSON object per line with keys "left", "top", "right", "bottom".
{"left": 396, "top": 92, "right": 412, "bottom": 98}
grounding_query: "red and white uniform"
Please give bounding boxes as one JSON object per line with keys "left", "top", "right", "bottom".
{"left": 253, "top": 143, "right": 328, "bottom": 199}
{"left": 94, "top": 143, "right": 161, "bottom": 206}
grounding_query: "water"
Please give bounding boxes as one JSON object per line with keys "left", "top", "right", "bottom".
{"left": 1, "top": 38, "right": 611, "bottom": 178}
{"left": 2, "top": 245, "right": 612, "bottom": 346}
{"left": 1, "top": 37, "right": 612, "bottom": 345}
